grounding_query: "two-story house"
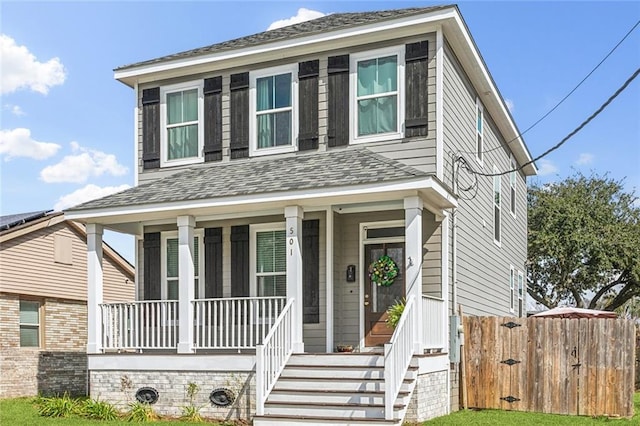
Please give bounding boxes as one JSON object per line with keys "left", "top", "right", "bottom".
{"left": 65, "top": 5, "right": 536, "bottom": 424}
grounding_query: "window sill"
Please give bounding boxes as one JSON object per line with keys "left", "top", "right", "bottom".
{"left": 160, "top": 156, "right": 204, "bottom": 168}
{"left": 351, "top": 131, "right": 403, "bottom": 145}
{"left": 250, "top": 145, "right": 295, "bottom": 157}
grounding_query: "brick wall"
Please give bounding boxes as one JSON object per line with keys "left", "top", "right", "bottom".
{"left": 0, "top": 293, "right": 88, "bottom": 397}
{"left": 90, "top": 370, "right": 254, "bottom": 421}
{"left": 405, "top": 369, "right": 449, "bottom": 422}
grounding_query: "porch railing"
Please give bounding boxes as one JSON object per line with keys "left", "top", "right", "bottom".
{"left": 193, "top": 296, "right": 287, "bottom": 349}
{"left": 255, "top": 298, "right": 295, "bottom": 416}
{"left": 422, "top": 295, "right": 446, "bottom": 350}
{"left": 384, "top": 294, "right": 416, "bottom": 421}
{"left": 101, "top": 301, "right": 179, "bottom": 350}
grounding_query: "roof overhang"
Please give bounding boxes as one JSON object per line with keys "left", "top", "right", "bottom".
{"left": 65, "top": 176, "right": 457, "bottom": 233}
{"left": 114, "top": 6, "right": 536, "bottom": 176}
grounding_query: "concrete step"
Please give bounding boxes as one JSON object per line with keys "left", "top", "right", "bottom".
{"left": 263, "top": 401, "right": 404, "bottom": 419}
{"left": 268, "top": 388, "right": 410, "bottom": 405}
{"left": 253, "top": 414, "right": 400, "bottom": 426}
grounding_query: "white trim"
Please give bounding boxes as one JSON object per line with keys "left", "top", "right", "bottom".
{"left": 249, "top": 222, "right": 286, "bottom": 297}
{"left": 493, "top": 165, "right": 501, "bottom": 247}
{"left": 159, "top": 80, "right": 205, "bottom": 168}
{"left": 249, "top": 63, "right": 299, "bottom": 157}
{"left": 66, "top": 177, "right": 457, "bottom": 222}
{"left": 509, "top": 265, "right": 515, "bottom": 313}
{"left": 435, "top": 26, "right": 444, "bottom": 181}
{"left": 160, "top": 229, "right": 204, "bottom": 299}
{"left": 350, "top": 45, "right": 405, "bottom": 144}
{"left": 358, "top": 219, "right": 406, "bottom": 349}
{"left": 475, "top": 97, "right": 484, "bottom": 166}
{"left": 133, "top": 82, "right": 139, "bottom": 186}
{"left": 89, "top": 354, "right": 256, "bottom": 371}
{"left": 325, "top": 207, "right": 334, "bottom": 353}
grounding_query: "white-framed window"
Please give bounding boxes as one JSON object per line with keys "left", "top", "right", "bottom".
{"left": 19, "top": 300, "right": 40, "bottom": 347}
{"left": 518, "top": 270, "right": 525, "bottom": 317}
{"left": 509, "top": 266, "right": 515, "bottom": 313}
{"left": 161, "top": 231, "right": 204, "bottom": 300}
{"left": 160, "top": 81, "right": 204, "bottom": 167}
{"left": 351, "top": 46, "right": 404, "bottom": 144}
{"left": 493, "top": 165, "right": 501, "bottom": 245}
{"left": 250, "top": 64, "right": 298, "bottom": 156}
{"left": 476, "top": 98, "right": 484, "bottom": 164}
{"left": 250, "top": 223, "right": 287, "bottom": 297}
{"left": 510, "top": 155, "right": 517, "bottom": 217}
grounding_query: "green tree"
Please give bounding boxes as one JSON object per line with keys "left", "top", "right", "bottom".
{"left": 527, "top": 172, "right": 640, "bottom": 310}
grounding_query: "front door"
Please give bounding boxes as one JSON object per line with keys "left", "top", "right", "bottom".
{"left": 364, "top": 243, "right": 405, "bottom": 347}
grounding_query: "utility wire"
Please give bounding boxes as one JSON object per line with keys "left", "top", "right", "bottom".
{"left": 458, "top": 19, "right": 640, "bottom": 156}
{"left": 469, "top": 66, "right": 640, "bottom": 177}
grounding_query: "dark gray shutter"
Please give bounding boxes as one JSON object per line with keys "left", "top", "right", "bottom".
{"left": 204, "top": 77, "right": 223, "bottom": 162}
{"left": 405, "top": 41, "right": 429, "bottom": 137}
{"left": 204, "top": 227, "right": 223, "bottom": 298}
{"left": 302, "top": 219, "right": 320, "bottom": 323}
{"left": 230, "top": 225, "right": 249, "bottom": 296}
{"left": 298, "top": 60, "right": 319, "bottom": 151}
{"left": 327, "top": 55, "right": 350, "bottom": 147}
{"left": 143, "top": 232, "right": 161, "bottom": 300}
{"left": 142, "top": 88, "right": 161, "bottom": 169}
{"left": 230, "top": 72, "right": 249, "bottom": 159}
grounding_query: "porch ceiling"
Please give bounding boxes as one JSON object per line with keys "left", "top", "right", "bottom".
{"left": 65, "top": 147, "right": 456, "bottom": 231}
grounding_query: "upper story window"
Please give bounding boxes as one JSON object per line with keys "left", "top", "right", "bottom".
{"left": 476, "top": 98, "right": 484, "bottom": 164}
{"left": 251, "top": 224, "right": 286, "bottom": 297}
{"left": 162, "top": 232, "right": 203, "bottom": 300}
{"left": 160, "top": 81, "right": 204, "bottom": 167}
{"left": 510, "top": 156, "right": 517, "bottom": 217}
{"left": 509, "top": 266, "right": 515, "bottom": 313}
{"left": 493, "top": 165, "right": 501, "bottom": 245}
{"left": 20, "top": 300, "right": 40, "bottom": 347}
{"left": 351, "top": 47, "right": 404, "bottom": 143}
{"left": 517, "top": 270, "right": 524, "bottom": 317}
{"left": 250, "top": 64, "right": 298, "bottom": 156}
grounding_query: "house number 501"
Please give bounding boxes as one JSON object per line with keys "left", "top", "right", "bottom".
{"left": 289, "top": 237, "right": 294, "bottom": 256}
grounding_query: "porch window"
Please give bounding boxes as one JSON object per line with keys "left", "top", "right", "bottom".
{"left": 19, "top": 300, "right": 40, "bottom": 347}
{"left": 255, "top": 230, "right": 286, "bottom": 297}
{"left": 160, "top": 81, "right": 204, "bottom": 166}
{"left": 352, "top": 47, "right": 402, "bottom": 142}
{"left": 163, "top": 234, "right": 202, "bottom": 300}
{"left": 493, "top": 165, "right": 501, "bottom": 245}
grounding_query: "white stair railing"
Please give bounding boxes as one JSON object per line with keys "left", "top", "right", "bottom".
{"left": 193, "top": 296, "right": 286, "bottom": 349}
{"left": 101, "top": 301, "right": 179, "bottom": 350}
{"left": 384, "top": 295, "right": 416, "bottom": 421}
{"left": 255, "top": 298, "right": 295, "bottom": 416}
{"left": 422, "top": 295, "right": 446, "bottom": 350}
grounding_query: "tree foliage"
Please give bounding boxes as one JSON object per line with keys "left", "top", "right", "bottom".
{"left": 527, "top": 172, "right": 640, "bottom": 310}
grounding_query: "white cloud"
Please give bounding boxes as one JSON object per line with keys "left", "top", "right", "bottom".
{"left": 0, "top": 34, "right": 66, "bottom": 95}
{"left": 575, "top": 153, "right": 594, "bottom": 165}
{"left": 4, "top": 104, "right": 26, "bottom": 116}
{"left": 505, "top": 98, "right": 515, "bottom": 112}
{"left": 40, "top": 142, "right": 128, "bottom": 183}
{"left": 536, "top": 159, "right": 558, "bottom": 176}
{"left": 0, "top": 128, "right": 61, "bottom": 160}
{"left": 54, "top": 184, "right": 130, "bottom": 211}
{"left": 267, "top": 8, "right": 326, "bottom": 30}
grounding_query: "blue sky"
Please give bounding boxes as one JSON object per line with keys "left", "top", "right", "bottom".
{"left": 1, "top": 1, "right": 639, "bottom": 263}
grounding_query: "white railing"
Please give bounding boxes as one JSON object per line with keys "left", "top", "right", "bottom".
{"left": 192, "top": 296, "right": 287, "bottom": 349}
{"left": 255, "top": 298, "right": 295, "bottom": 416}
{"left": 384, "top": 295, "right": 416, "bottom": 421}
{"left": 422, "top": 295, "right": 446, "bottom": 350}
{"left": 101, "top": 301, "right": 179, "bottom": 350}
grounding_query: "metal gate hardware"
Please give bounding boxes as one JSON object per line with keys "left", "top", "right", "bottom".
{"left": 500, "top": 358, "right": 521, "bottom": 366}
{"left": 501, "top": 321, "right": 521, "bottom": 329}
{"left": 500, "top": 396, "right": 521, "bottom": 403}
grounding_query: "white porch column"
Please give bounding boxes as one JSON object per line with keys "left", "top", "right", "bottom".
{"left": 87, "top": 223, "right": 104, "bottom": 354}
{"left": 285, "top": 205, "right": 304, "bottom": 353}
{"left": 177, "top": 215, "right": 195, "bottom": 354}
{"left": 404, "top": 196, "right": 424, "bottom": 353}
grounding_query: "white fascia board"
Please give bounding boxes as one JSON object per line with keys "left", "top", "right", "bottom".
{"left": 65, "top": 176, "right": 456, "bottom": 223}
{"left": 114, "top": 8, "right": 457, "bottom": 83}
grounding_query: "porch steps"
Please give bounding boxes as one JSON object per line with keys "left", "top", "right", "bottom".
{"left": 253, "top": 353, "right": 417, "bottom": 426}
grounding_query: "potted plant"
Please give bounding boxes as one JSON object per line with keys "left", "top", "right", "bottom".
{"left": 385, "top": 298, "right": 406, "bottom": 329}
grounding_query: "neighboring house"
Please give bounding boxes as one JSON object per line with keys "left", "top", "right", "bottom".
{"left": 0, "top": 210, "right": 134, "bottom": 398}
{"left": 65, "top": 5, "right": 536, "bottom": 424}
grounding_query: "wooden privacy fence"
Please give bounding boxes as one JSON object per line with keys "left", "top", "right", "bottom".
{"left": 463, "top": 317, "right": 636, "bottom": 418}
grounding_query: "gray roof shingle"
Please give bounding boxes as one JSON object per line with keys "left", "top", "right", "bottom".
{"left": 67, "top": 148, "right": 427, "bottom": 212}
{"left": 115, "top": 5, "right": 452, "bottom": 71}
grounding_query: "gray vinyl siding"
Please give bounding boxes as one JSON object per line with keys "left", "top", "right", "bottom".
{"left": 442, "top": 41, "right": 527, "bottom": 316}
{"left": 136, "top": 33, "right": 437, "bottom": 184}
{"left": 138, "top": 212, "right": 327, "bottom": 352}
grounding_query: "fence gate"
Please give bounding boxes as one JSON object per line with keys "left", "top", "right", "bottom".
{"left": 464, "top": 317, "right": 635, "bottom": 418}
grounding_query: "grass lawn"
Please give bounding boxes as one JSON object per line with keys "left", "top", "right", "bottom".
{"left": 424, "top": 392, "right": 640, "bottom": 425}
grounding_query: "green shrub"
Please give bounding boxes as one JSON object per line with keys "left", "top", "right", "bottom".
{"left": 37, "top": 393, "right": 81, "bottom": 418}
{"left": 386, "top": 298, "right": 406, "bottom": 329}
{"left": 180, "top": 382, "right": 203, "bottom": 422}
{"left": 124, "top": 401, "right": 159, "bottom": 422}
{"left": 82, "top": 398, "right": 120, "bottom": 421}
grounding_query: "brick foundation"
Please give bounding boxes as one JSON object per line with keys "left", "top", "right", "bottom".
{"left": 404, "top": 369, "right": 449, "bottom": 422}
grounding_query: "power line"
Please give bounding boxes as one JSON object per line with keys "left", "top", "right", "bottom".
{"left": 469, "top": 66, "right": 640, "bottom": 178}
{"left": 458, "top": 19, "right": 640, "bottom": 157}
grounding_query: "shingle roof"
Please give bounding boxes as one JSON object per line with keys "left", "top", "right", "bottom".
{"left": 115, "top": 5, "right": 452, "bottom": 71}
{"left": 67, "top": 148, "right": 427, "bottom": 212}
{"left": 0, "top": 210, "right": 53, "bottom": 230}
